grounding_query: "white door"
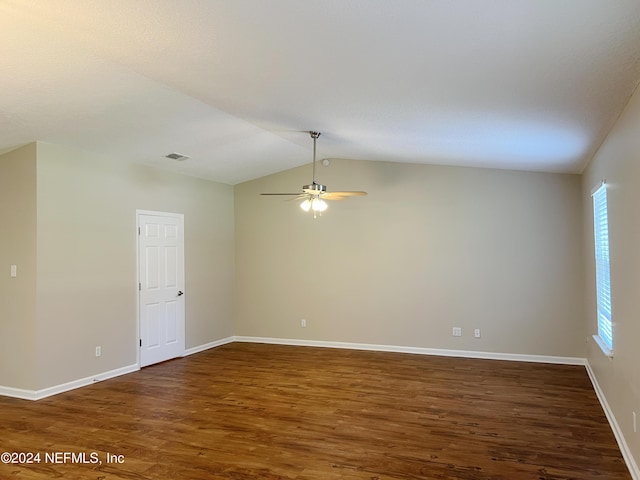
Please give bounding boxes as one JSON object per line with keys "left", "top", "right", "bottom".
{"left": 138, "top": 212, "right": 185, "bottom": 367}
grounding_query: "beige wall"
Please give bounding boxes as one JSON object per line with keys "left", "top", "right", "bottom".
{"left": 582, "top": 84, "right": 640, "bottom": 466}
{"left": 0, "top": 144, "right": 37, "bottom": 390}
{"left": 34, "top": 142, "right": 234, "bottom": 389}
{"left": 7, "top": 142, "right": 235, "bottom": 391}
{"left": 235, "top": 160, "right": 584, "bottom": 357}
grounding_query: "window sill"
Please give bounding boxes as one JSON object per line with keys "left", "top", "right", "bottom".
{"left": 593, "top": 335, "right": 613, "bottom": 358}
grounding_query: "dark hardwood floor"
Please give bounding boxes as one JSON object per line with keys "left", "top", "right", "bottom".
{"left": 0, "top": 343, "right": 630, "bottom": 479}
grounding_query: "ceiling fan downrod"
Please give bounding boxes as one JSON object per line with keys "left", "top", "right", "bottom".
{"left": 303, "top": 131, "right": 326, "bottom": 195}
{"left": 310, "top": 131, "right": 320, "bottom": 186}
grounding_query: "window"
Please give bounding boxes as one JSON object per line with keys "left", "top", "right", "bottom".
{"left": 592, "top": 181, "right": 613, "bottom": 356}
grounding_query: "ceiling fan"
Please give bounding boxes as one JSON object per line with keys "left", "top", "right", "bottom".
{"left": 261, "top": 131, "right": 367, "bottom": 217}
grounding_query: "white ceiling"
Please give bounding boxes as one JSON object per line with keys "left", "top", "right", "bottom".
{"left": 1, "top": 1, "right": 640, "bottom": 185}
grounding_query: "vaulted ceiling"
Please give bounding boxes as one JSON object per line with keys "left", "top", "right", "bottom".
{"left": 2, "top": 1, "right": 640, "bottom": 184}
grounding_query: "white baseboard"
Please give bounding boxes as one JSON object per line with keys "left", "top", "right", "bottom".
{"left": 2, "top": 335, "right": 635, "bottom": 478}
{"left": 233, "top": 336, "right": 586, "bottom": 365}
{"left": 0, "top": 385, "right": 39, "bottom": 401}
{"left": 184, "top": 336, "right": 235, "bottom": 356}
{"left": 0, "top": 337, "right": 587, "bottom": 401}
{"left": 236, "top": 336, "right": 638, "bottom": 477}
{"left": 0, "top": 363, "right": 140, "bottom": 401}
{"left": 586, "top": 361, "right": 639, "bottom": 480}
{"left": 0, "top": 336, "right": 235, "bottom": 401}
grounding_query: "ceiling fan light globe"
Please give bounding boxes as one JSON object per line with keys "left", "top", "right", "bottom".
{"left": 312, "top": 197, "right": 328, "bottom": 212}
{"left": 300, "top": 199, "right": 312, "bottom": 211}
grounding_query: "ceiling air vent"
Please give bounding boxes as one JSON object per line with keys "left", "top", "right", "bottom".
{"left": 165, "top": 152, "right": 190, "bottom": 161}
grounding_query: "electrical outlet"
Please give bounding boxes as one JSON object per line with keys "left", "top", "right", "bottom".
{"left": 301, "top": 319, "right": 306, "bottom": 328}
{"left": 474, "top": 329, "right": 481, "bottom": 338}
{"left": 452, "top": 327, "right": 462, "bottom": 337}
{"left": 95, "top": 346, "right": 101, "bottom": 357}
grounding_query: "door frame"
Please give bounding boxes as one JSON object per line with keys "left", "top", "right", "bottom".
{"left": 135, "top": 209, "right": 185, "bottom": 367}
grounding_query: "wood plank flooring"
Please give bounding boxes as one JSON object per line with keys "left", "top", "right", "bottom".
{"left": 0, "top": 342, "right": 630, "bottom": 479}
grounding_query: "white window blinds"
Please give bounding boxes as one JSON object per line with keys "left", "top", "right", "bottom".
{"left": 592, "top": 182, "right": 613, "bottom": 353}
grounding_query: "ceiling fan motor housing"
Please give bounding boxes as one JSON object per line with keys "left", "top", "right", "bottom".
{"left": 303, "top": 183, "right": 326, "bottom": 194}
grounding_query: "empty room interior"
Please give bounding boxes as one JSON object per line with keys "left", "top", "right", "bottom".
{"left": 1, "top": 1, "right": 640, "bottom": 479}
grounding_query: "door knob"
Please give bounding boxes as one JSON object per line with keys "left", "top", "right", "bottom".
{"left": 177, "top": 290, "right": 184, "bottom": 296}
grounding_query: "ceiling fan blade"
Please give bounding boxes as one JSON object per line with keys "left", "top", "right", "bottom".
{"left": 286, "top": 195, "right": 308, "bottom": 201}
{"left": 322, "top": 191, "right": 368, "bottom": 200}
